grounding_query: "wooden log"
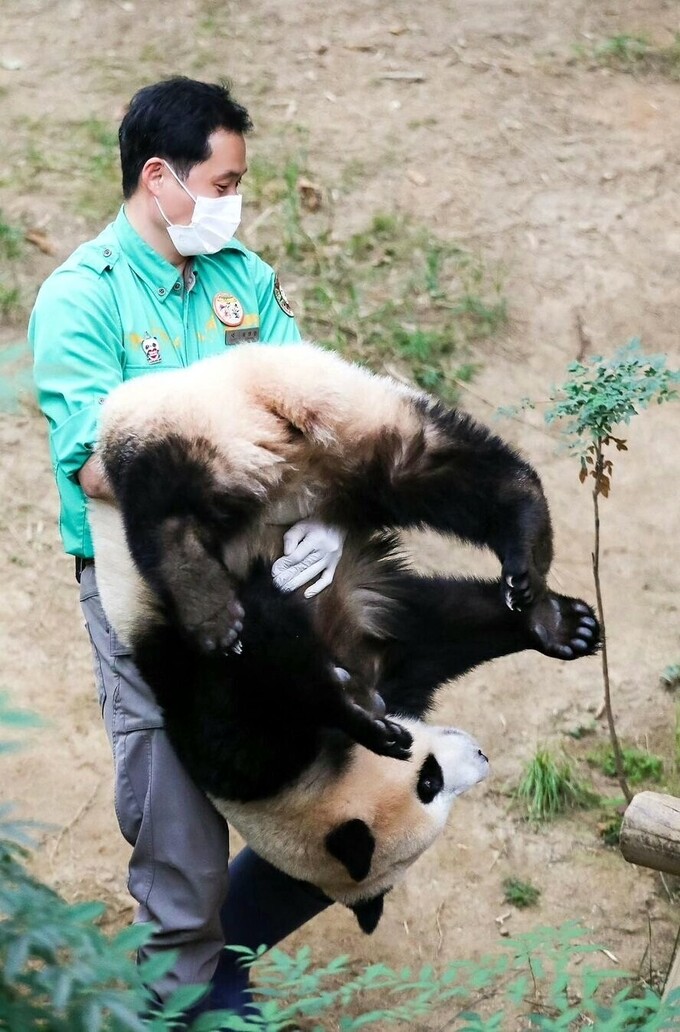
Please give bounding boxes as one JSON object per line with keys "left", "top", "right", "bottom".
{"left": 620, "top": 791, "right": 680, "bottom": 877}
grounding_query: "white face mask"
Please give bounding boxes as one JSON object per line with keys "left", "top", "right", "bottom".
{"left": 156, "top": 161, "right": 242, "bottom": 257}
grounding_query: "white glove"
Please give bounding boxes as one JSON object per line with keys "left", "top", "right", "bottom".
{"left": 272, "top": 519, "right": 346, "bottom": 598}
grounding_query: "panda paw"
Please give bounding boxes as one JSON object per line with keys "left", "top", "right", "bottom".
{"left": 363, "top": 716, "right": 413, "bottom": 761}
{"left": 186, "top": 596, "right": 246, "bottom": 653}
{"left": 526, "top": 591, "right": 600, "bottom": 660}
{"left": 379, "top": 719, "right": 414, "bottom": 760}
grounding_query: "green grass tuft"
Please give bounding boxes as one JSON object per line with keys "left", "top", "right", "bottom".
{"left": 503, "top": 877, "right": 541, "bottom": 908}
{"left": 583, "top": 32, "right": 680, "bottom": 79}
{"left": 515, "top": 748, "right": 598, "bottom": 821}
{"left": 598, "top": 813, "right": 623, "bottom": 847}
{"left": 588, "top": 745, "right": 663, "bottom": 786}
{"left": 0, "top": 211, "right": 23, "bottom": 261}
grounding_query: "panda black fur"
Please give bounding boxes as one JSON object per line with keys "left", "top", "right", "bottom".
{"left": 89, "top": 341, "right": 599, "bottom": 928}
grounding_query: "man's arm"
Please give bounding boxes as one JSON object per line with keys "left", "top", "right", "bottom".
{"left": 30, "top": 265, "right": 126, "bottom": 555}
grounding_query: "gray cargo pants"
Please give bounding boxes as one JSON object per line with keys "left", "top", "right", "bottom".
{"left": 79, "top": 563, "right": 329, "bottom": 1008}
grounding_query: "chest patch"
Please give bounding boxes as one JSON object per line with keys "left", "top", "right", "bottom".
{"left": 213, "top": 292, "right": 244, "bottom": 327}
{"left": 141, "top": 336, "right": 162, "bottom": 364}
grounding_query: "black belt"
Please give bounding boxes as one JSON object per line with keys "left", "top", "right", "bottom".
{"left": 75, "top": 556, "right": 95, "bottom": 583}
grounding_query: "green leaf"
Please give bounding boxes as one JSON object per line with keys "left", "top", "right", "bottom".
{"left": 162, "top": 982, "right": 210, "bottom": 1015}
{"left": 4, "top": 933, "right": 31, "bottom": 980}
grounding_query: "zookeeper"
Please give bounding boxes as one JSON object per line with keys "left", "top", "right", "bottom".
{"left": 29, "top": 75, "right": 343, "bottom": 1025}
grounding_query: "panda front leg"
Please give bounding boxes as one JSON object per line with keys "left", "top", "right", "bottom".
{"left": 325, "top": 680, "right": 413, "bottom": 760}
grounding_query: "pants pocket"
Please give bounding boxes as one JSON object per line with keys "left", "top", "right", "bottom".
{"left": 114, "top": 731, "right": 148, "bottom": 847}
{"left": 84, "top": 627, "right": 108, "bottom": 714}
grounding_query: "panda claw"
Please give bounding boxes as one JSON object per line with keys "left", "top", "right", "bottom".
{"left": 392, "top": 744, "right": 413, "bottom": 761}
{"left": 366, "top": 718, "right": 413, "bottom": 760}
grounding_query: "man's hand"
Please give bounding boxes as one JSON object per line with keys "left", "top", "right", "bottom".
{"left": 272, "top": 519, "right": 346, "bottom": 598}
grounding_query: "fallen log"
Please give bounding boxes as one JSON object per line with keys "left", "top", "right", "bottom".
{"left": 620, "top": 791, "right": 680, "bottom": 1000}
{"left": 620, "top": 791, "right": 680, "bottom": 877}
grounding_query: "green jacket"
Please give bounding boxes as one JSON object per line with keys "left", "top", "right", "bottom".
{"left": 29, "top": 206, "right": 301, "bottom": 557}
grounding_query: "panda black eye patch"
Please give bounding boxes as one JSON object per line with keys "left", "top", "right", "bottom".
{"left": 417, "top": 753, "right": 444, "bottom": 804}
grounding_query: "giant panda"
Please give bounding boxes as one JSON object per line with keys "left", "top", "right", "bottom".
{"left": 89, "top": 341, "right": 599, "bottom": 929}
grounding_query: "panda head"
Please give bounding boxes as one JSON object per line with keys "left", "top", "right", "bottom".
{"left": 225, "top": 719, "right": 489, "bottom": 934}
{"left": 320, "top": 721, "right": 489, "bottom": 930}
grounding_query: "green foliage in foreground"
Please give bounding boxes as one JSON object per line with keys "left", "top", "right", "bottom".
{"left": 228, "top": 922, "right": 680, "bottom": 1029}
{"left": 0, "top": 836, "right": 206, "bottom": 1032}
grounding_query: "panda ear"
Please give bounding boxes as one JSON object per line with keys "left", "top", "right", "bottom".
{"left": 350, "top": 893, "right": 385, "bottom": 934}
{"left": 325, "top": 818, "right": 375, "bottom": 882}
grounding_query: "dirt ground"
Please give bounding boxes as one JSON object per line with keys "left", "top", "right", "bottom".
{"left": 2, "top": 0, "right": 680, "bottom": 1021}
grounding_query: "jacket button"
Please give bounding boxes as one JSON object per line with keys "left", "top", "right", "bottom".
{"left": 158, "top": 287, "right": 166, "bottom": 296}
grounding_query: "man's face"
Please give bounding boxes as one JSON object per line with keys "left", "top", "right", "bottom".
{"left": 158, "top": 129, "right": 247, "bottom": 225}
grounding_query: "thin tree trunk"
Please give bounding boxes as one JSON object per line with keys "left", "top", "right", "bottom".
{"left": 593, "top": 441, "right": 632, "bottom": 804}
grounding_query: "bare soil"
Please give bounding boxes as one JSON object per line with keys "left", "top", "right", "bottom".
{"left": 2, "top": 0, "right": 680, "bottom": 1021}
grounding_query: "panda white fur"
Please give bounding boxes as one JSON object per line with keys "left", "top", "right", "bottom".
{"left": 89, "top": 341, "right": 599, "bottom": 929}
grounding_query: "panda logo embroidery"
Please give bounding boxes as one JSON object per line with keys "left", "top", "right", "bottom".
{"left": 141, "top": 336, "right": 162, "bottom": 364}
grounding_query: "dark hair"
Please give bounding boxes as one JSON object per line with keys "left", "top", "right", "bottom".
{"left": 119, "top": 76, "right": 253, "bottom": 198}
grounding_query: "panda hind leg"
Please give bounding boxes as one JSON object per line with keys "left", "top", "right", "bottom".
{"left": 373, "top": 574, "right": 600, "bottom": 718}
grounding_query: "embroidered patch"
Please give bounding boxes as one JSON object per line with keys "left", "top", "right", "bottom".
{"left": 141, "top": 336, "right": 162, "bottom": 364}
{"left": 273, "top": 275, "right": 294, "bottom": 318}
{"left": 213, "top": 292, "right": 244, "bottom": 327}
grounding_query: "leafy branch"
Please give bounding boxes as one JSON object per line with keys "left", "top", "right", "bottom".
{"left": 543, "top": 341, "right": 680, "bottom": 803}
